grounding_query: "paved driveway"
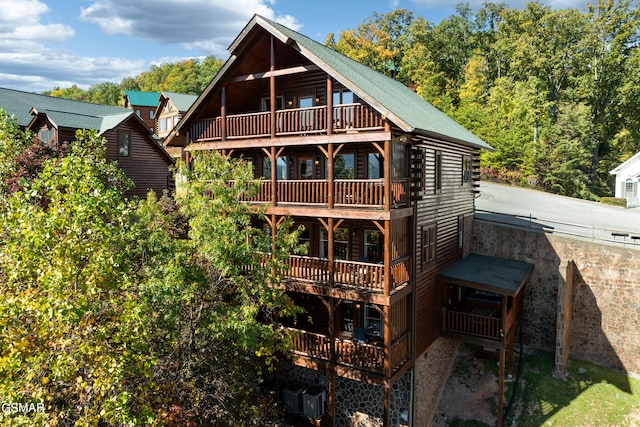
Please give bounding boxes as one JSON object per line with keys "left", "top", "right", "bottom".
{"left": 475, "top": 182, "right": 640, "bottom": 245}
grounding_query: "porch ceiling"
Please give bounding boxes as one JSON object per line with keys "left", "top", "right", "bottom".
{"left": 438, "top": 254, "right": 534, "bottom": 296}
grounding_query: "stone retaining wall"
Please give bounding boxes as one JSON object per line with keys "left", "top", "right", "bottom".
{"left": 472, "top": 220, "right": 640, "bottom": 375}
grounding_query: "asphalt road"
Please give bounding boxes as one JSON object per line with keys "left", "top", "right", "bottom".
{"left": 474, "top": 182, "right": 640, "bottom": 244}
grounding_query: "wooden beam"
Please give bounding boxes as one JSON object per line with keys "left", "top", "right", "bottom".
{"left": 185, "top": 131, "right": 391, "bottom": 151}
{"left": 221, "top": 86, "right": 227, "bottom": 141}
{"left": 230, "top": 64, "right": 320, "bottom": 82}
{"left": 270, "top": 36, "right": 276, "bottom": 137}
{"left": 263, "top": 205, "right": 414, "bottom": 221}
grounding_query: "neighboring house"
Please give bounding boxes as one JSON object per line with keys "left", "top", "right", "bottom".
{"left": 0, "top": 87, "right": 174, "bottom": 199}
{"left": 165, "top": 15, "right": 531, "bottom": 427}
{"left": 154, "top": 91, "right": 198, "bottom": 158}
{"left": 123, "top": 90, "right": 160, "bottom": 132}
{"left": 610, "top": 151, "right": 640, "bottom": 208}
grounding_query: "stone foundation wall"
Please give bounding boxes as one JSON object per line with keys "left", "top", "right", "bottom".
{"left": 472, "top": 221, "right": 640, "bottom": 374}
{"left": 281, "top": 365, "right": 411, "bottom": 427}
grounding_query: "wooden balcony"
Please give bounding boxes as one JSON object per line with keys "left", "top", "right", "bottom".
{"left": 285, "top": 255, "right": 411, "bottom": 295}
{"left": 233, "top": 178, "right": 410, "bottom": 209}
{"left": 288, "top": 329, "right": 411, "bottom": 376}
{"left": 442, "top": 306, "right": 518, "bottom": 345}
{"left": 189, "top": 103, "right": 384, "bottom": 142}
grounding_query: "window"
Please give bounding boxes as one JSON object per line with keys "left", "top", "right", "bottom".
{"left": 149, "top": 110, "right": 154, "bottom": 119}
{"left": 333, "top": 89, "right": 353, "bottom": 105}
{"left": 159, "top": 119, "right": 165, "bottom": 133}
{"left": 422, "top": 224, "right": 436, "bottom": 265}
{"left": 365, "top": 304, "right": 382, "bottom": 340}
{"left": 624, "top": 180, "right": 637, "bottom": 197}
{"left": 364, "top": 230, "right": 384, "bottom": 264}
{"left": 328, "top": 153, "right": 354, "bottom": 179}
{"left": 320, "top": 227, "right": 349, "bottom": 260}
{"left": 435, "top": 151, "right": 442, "bottom": 193}
{"left": 462, "top": 156, "right": 473, "bottom": 183}
{"left": 458, "top": 215, "right": 464, "bottom": 249}
{"left": 261, "top": 96, "right": 284, "bottom": 112}
{"left": 118, "top": 131, "right": 130, "bottom": 157}
{"left": 368, "top": 153, "right": 383, "bottom": 179}
{"left": 38, "top": 127, "right": 54, "bottom": 145}
{"left": 135, "top": 109, "right": 141, "bottom": 117}
{"left": 392, "top": 142, "right": 408, "bottom": 177}
{"left": 298, "top": 157, "right": 314, "bottom": 180}
{"left": 340, "top": 301, "right": 354, "bottom": 334}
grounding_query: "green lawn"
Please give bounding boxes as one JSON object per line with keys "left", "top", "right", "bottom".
{"left": 512, "top": 352, "right": 640, "bottom": 427}
{"left": 448, "top": 348, "right": 640, "bottom": 427}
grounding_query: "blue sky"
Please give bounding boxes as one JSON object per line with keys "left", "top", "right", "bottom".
{"left": 0, "top": 0, "right": 589, "bottom": 94}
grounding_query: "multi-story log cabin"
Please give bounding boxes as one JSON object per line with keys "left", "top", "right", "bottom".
{"left": 164, "top": 15, "right": 530, "bottom": 427}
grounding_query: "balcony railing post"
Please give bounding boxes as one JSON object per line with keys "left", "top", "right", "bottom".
{"left": 221, "top": 86, "right": 227, "bottom": 141}
{"left": 327, "top": 76, "right": 333, "bottom": 135}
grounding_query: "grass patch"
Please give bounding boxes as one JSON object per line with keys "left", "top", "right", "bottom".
{"left": 599, "top": 197, "right": 627, "bottom": 207}
{"left": 508, "top": 352, "right": 640, "bottom": 427}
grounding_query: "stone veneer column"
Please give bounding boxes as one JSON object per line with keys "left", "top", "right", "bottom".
{"left": 554, "top": 259, "right": 575, "bottom": 377}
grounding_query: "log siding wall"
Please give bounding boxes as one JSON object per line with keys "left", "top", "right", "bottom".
{"left": 413, "top": 137, "right": 479, "bottom": 355}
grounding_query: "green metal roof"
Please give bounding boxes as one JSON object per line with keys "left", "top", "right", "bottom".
{"left": 249, "top": 16, "right": 493, "bottom": 151}
{"left": 439, "top": 254, "right": 534, "bottom": 296}
{"left": 0, "top": 87, "right": 133, "bottom": 134}
{"left": 161, "top": 92, "right": 198, "bottom": 112}
{"left": 124, "top": 90, "right": 160, "bottom": 107}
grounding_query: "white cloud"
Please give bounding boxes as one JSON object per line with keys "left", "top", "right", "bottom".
{"left": 0, "top": 50, "right": 148, "bottom": 92}
{"left": 79, "top": 0, "right": 301, "bottom": 56}
{"left": 0, "top": 0, "right": 74, "bottom": 44}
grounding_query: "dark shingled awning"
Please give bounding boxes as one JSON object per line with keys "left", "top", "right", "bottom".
{"left": 439, "top": 254, "right": 534, "bottom": 296}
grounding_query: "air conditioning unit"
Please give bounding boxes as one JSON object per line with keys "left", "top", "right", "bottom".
{"left": 303, "top": 388, "right": 326, "bottom": 419}
{"left": 283, "top": 385, "right": 305, "bottom": 415}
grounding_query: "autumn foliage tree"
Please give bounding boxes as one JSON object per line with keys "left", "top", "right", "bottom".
{"left": 0, "top": 118, "right": 302, "bottom": 425}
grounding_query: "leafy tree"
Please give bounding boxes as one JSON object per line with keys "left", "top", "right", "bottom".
{"left": 136, "top": 151, "right": 303, "bottom": 425}
{"left": 0, "top": 114, "right": 303, "bottom": 425}
{"left": 0, "top": 109, "right": 33, "bottom": 195}
{"left": 0, "top": 130, "right": 152, "bottom": 426}
{"left": 333, "top": 9, "right": 415, "bottom": 83}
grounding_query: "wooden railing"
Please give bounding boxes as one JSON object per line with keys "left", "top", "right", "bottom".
{"left": 230, "top": 179, "right": 409, "bottom": 209}
{"left": 286, "top": 256, "right": 330, "bottom": 283}
{"left": 289, "top": 330, "right": 331, "bottom": 360}
{"left": 189, "top": 103, "right": 383, "bottom": 142}
{"left": 390, "top": 332, "right": 411, "bottom": 374}
{"left": 284, "top": 256, "right": 385, "bottom": 293}
{"left": 335, "top": 179, "right": 384, "bottom": 206}
{"left": 443, "top": 308, "right": 502, "bottom": 341}
{"left": 390, "top": 256, "right": 411, "bottom": 291}
{"left": 287, "top": 330, "right": 410, "bottom": 376}
{"left": 334, "top": 260, "right": 384, "bottom": 291}
{"left": 277, "top": 180, "right": 328, "bottom": 204}
{"left": 335, "top": 338, "right": 384, "bottom": 374}
{"left": 227, "top": 111, "right": 270, "bottom": 138}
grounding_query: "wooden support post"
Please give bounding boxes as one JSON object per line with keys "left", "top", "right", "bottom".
{"left": 498, "top": 348, "right": 505, "bottom": 427}
{"left": 221, "top": 85, "right": 227, "bottom": 141}
{"left": 326, "top": 298, "right": 336, "bottom": 427}
{"left": 270, "top": 36, "right": 276, "bottom": 137}
{"left": 509, "top": 327, "right": 516, "bottom": 376}
{"left": 326, "top": 76, "right": 333, "bottom": 135}
{"left": 383, "top": 220, "right": 391, "bottom": 296}
{"left": 328, "top": 143, "right": 334, "bottom": 209}
{"left": 270, "top": 145, "right": 277, "bottom": 206}
{"left": 328, "top": 217, "right": 334, "bottom": 288}
{"left": 383, "top": 123, "right": 392, "bottom": 211}
{"left": 383, "top": 384, "right": 391, "bottom": 427}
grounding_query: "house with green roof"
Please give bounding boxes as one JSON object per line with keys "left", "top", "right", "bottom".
{"left": 154, "top": 91, "right": 198, "bottom": 152}
{"left": 0, "top": 87, "right": 173, "bottom": 199}
{"left": 123, "top": 90, "right": 161, "bottom": 132}
{"left": 163, "top": 15, "right": 523, "bottom": 427}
